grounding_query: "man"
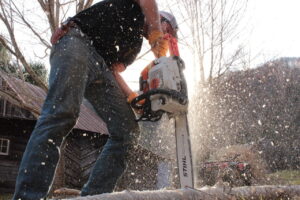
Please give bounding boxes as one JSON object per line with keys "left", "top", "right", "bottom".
{"left": 113, "top": 10, "right": 179, "bottom": 102}
{"left": 112, "top": 10, "right": 180, "bottom": 190}
{"left": 13, "top": 0, "right": 167, "bottom": 199}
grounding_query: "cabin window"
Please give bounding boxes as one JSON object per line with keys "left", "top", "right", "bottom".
{"left": 0, "top": 138, "right": 10, "bottom": 155}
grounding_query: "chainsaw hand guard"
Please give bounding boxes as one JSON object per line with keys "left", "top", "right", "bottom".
{"left": 131, "top": 89, "right": 188, "bottom": 122}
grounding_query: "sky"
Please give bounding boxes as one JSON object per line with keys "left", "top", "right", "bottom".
{"left": 1, "top": 0, "right": 300, "bottom": 91}
{"left": 247, "top": 0, "right": 300, "bottom": 62}
{"left": 124, "top": 0, "right": 300, "bottom": 90}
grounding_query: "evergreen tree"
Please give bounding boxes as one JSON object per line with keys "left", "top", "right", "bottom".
{"left": 0, "top": 44, "right": 18, "bottom": 75}
{"left": 24, "top": 62, "right": 48, "bottom": 86}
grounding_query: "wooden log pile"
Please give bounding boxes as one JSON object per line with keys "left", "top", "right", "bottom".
{"left": 55, "top": 184, "right": 300, "bottom": 200}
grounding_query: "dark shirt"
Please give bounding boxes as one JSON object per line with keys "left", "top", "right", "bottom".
{"left": 72, "top": 0, "right": 144, "bottom": 67}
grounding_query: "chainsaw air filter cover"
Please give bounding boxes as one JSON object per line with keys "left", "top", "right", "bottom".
{"left": 148, "top": 56, "right": 182, "bottom": 92}
{"left": 148, "top": 56, "right": 187, "bottom": 114}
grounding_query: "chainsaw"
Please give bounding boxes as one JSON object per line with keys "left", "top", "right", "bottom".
{"left": 131, "top": 33, "right": 194, "bottom": 188}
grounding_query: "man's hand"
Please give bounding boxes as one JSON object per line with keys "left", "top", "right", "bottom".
{"left": 148, "top": 30, "right": 168, "bottom": 58}
{"left": 135, "top": 0, "right": 169, "bottom": 58}
{"left": 111, "top": 62, "right": 126, "bottom": 73}
{"left": 127, "top": 92, "right": 145, "bottom": 114}
{"left": 111, "top": 63, "right": 132, "bottom": 97}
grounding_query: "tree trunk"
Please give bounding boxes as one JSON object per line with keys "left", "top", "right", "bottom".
{"left": 60, "top": 185, "right": 300, "bottom": 200}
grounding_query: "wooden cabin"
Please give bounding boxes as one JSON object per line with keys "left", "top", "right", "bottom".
{"left": 0, "top": 71, "right": 109, "bottom": 193}
{"left": 0, "top": 71, "right": 165, "bottom": 194}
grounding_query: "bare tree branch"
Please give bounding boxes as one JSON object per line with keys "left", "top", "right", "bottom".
{"left": 37, "top": 0, "right": 46, "bottom": 11}
{"left": 0, "top": 35, "right": 17, "bottom": 57}
{"left": 55, "top": 0, "right": 61, "bottom": 30}
{"left": 175, "top": 0, "right": 248, "bottom": 83}
{"left": 0, "top": 0, "right": 47, "bottom": 89}
{"left": 10, "top": 1, "right": 51, "bottom": 49}
{"left": 1, "top": 0, "right": 95, "bottom": 90}
{"left": 77, "top": 0, "right": 84, "bottom": 12}
{"left": 60, "top": 0, "right": 77, "bottom": 7}
{"left": 48, "top": 0, "right": 57, "bottom": 32}
{"left": 84, "top": 0, "right": 93, "bottom": 10}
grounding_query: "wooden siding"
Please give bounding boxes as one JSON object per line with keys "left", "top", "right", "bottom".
{"left": 0, "top": 99, "right": 35, "bottom": 119}
{"left": 0, "top": 161, "right": 19, "bottom": 193}
{"left": 0, "top": 118, "right": 34, "bottom": 161}
{"left": 0, "top": 118, "right": 34, "bottom": 193}
{"left": 0, "top": 117, "right": 108, "bottom": 193}
{"left": 0, "top": 117, "right": 163, "bottom": 193}
{"left": 54, "top": 134, "right": 163, "bottom": 192}
{"left": 51, "top": 131, "right": 108, "bottom": 191}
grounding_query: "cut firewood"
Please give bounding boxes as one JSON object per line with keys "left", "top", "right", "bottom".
{"left": 53, "top": 188, "right": 81, "bottom": 196}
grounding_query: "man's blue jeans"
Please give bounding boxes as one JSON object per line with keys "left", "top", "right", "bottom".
{"left": 13, "top": 28, "right": 138, "bottom": 200}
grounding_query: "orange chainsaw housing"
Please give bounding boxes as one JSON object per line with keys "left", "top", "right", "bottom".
{"left": 139, "top": 34, "right": 180, "bottom": 93}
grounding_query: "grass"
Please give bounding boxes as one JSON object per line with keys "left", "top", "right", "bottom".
{"left": 267, "top": 170, "right": 300, "bottom": 185}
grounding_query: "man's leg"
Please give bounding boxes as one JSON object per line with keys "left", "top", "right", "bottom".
{"left": 81, "top": 69, "right": 138, "bottom": 196}
{"left": 13, "top": 31, "right": 91, "bottom": 200}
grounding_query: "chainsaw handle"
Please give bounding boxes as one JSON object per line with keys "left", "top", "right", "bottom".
{"left": 131, "top": 89, "right": 188, "bottom": 109}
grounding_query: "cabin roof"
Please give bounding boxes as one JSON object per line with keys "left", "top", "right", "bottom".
{"left": 0, "top": 72, "right": 109, "bottom": 135}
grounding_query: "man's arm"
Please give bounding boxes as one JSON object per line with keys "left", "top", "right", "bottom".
{"left": 134, "top": 0, "right": 168, "bottom": 58}
{"left": 113, "top": 71, "right": 133, "bottom": 98}
{"left": 111, "top": 63, "right": 144, "bottom": 107}
{"left": 111, "top": 63, "right": 132, "bottom": 97}
{"left": 134, "top": 0, "right": 162, "bottom": 35}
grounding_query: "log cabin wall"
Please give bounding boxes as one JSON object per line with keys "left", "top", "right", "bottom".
{"left": 61, "top": 131, "right": 107, "bottom": 189}
{"left": 0, "top": 116, "right": 165, "bottom": 194}
{"left": 0, "top": 72, "right": 111, "bottom": 194}
{"left": 51, "top": 130, "right": 108, "bottom": 192}
{"left": 0, "top": 99, "right": 35, "bottom": 119}
{"left": 0, "top": 118, "right": 108, "bottom": 194}
{"left": 0, "top": 118, "right": 35, "bottom": 193}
